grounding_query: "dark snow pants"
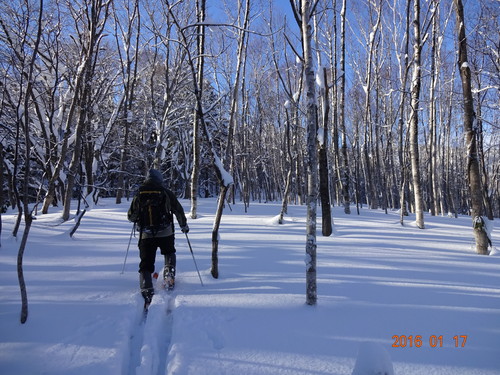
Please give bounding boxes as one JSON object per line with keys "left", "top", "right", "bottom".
{"left": 138, "top": 235, "right": 176, "bottom": 289}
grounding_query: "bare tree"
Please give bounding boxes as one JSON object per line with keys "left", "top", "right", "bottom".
{"left": 313, "top": 5, "right": 332, "bottom": 237}
{"left": 61, "top": 0, "right": 111, "bottom": 221}
{"left": 164, "top": 0, "right": 237, "bottom": 278}
{"left": 295, "top": 0, "right": 319, "bottom": 305}
{"left": 453, "top": 0, "right": 491, "bottom": 254}
{"left": 190, "top": 0, "right": 206, "bottom": 219}
{"left": 4, "top": 0, "right": 45, "bottom": 323}
{"left": 114, "top": 0, "right": 141, "bottom": 204}
{"left": 317, "top": 66, "right": 332, "bottom": 236}
{"left": 396, "top": 0, "right": 412, "bottom": 224}
{"left": 358, "top": 0, "right": 382, "bottom": 210}
{"left": 409, "top": 0, "right": 424, "bottom": 229}
{"left": 339, "top": 0, "right": 350, "bottom": 214}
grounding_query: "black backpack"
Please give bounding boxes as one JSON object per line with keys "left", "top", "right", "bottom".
{"left": 137, "top": 189, "right": 171, "bottom": 235}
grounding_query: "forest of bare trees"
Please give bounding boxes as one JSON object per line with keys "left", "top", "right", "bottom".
{"left": 1, "top": 0, "right": 499, "bottom": 310}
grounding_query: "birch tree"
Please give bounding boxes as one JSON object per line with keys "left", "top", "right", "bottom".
{"left": 190, "top": 0, "right": 205, "bottom": 219}
{"left": 409, "top": 0, "right": 424, "bottom": 228}
{"left": 339, "top": 0, "right": 350, "bottom": 214}
{"left": 359, "top": 0, "right": 381, "bottom": 210}
{"left": 294, "top": 0, "right": 319, "bottom": 305}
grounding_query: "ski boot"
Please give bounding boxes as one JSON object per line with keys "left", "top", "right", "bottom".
{"left": 140, "top": 272, "right": 155, "bottom": 308}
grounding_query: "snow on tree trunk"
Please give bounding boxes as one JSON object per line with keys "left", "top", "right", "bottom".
{"left": 301, "top": 0, "right": 318, "bottom": 306}
{"left": 41, "top": 58, "right": 88, "bottom": 215}
{"left": 453, "top": 0, "right": 491, "bottom": 255}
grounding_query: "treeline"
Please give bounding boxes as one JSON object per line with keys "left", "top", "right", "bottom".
{"left": 0, "top": 0, "right": 498, "bottom": 219}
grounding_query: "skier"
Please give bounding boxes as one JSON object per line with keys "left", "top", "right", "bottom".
{"left": 127, "top": 169, "right": 189, "bottom": 306}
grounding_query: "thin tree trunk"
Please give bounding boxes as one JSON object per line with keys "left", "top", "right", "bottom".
{"left": 279, "top": 109, "right": 294, "bottom": 224}
{"left": 16, "top": 0, "right": 45, "bottom": 323}
{"left": 300, "top": 0, "right": 318, "bottom": 306}
{"left": 318, "top": 67, "right": 332, "bottom": 236}
{"left": 62, "top": 82, "right": 89, "bottom": 221}
{"left": 428, "top": 0, "right": 439, "bottom": 216}
{"left": 409, "top": 0, "right": 424, "bottom": 229}
{"left": 362, "top": 1, "right": 381, "bottom": 210}
{"left": 190, "top": 0, "right": 205, "bottom": 219}
{"left": 398, "top": 0, "right": 411, "bottom": 225}
{"left": 340, "top": 0, "right": 350, "bottom": 214}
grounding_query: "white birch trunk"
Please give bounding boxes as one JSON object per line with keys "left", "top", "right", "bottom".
{"left": 301, "top": 0, "right": 318, "bottom": 306}
{"left": 409, "top": 0, "right": 425, "bottom": 229}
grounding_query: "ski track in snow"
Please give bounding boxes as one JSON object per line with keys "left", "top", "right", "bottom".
{"left": 127, "top": 295, "right": 147, "bottom": 375}
{"left": 130, "top": 285, "right": 175, "bottom": 375}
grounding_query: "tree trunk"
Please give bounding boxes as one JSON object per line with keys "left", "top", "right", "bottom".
{"left": 409, "top": 0, "right": 424, "bottom": 229}
{"left": 318, "top": 67, "right": 332, "bottom": 236}
{"left": 361, "top": 1, "right": 381, "bottom": 210}
{"left": 301, "top": 0, "right": 318, "bottom": 306}
{"left": 453, "top": 0, "right": 491, "bottom": 254}
{"left": 397, "top": 0, "right": 411, "bottom": 225}
{"left": 279, "top": 109, "right": 294, "bottom": 224}
{"left": 62, "top": 82, "right": 89, "bottom": 221}
{"left": 41, "top": 59, "right": 87, "bottom": 214}
{"left": 428, "top": 0, "right": 439, "bottom": 216}
{"left": 340, "top": 0, "right": 350, "bottom": 214}
{"left": 190, "top": 0, "right": 205, "bottom": 219}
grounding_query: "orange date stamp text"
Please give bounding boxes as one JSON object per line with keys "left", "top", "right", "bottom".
{"left": 391, "top": 335, "right": 468, "bottom": 348}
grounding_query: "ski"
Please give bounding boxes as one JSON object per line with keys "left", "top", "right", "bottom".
{"left": 142, "top": 301, "right": 150, "bottom": 320}
{"left": 141, "top": 271, "right": 173, "bottom": 320}
{"left": 165, "top": 276, "right": 175, "bottom": 291}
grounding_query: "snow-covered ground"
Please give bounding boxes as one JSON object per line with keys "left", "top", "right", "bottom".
{"left": 1, "top": 198, "right": 499, "bottom": 375}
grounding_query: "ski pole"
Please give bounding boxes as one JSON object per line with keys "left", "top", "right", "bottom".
{"left": 184, "top": 232, "right": 204, "bottom": 286}
{"left": 121, "top": 223, "right": 135, "bottom": 274}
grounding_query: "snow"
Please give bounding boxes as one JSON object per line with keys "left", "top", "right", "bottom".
{"left": 317, "top": 127, "right": 325, "bottom": 146}
{"left": 316, "top": 70, "right": 325, "bottom": 90}
{"left": 352, "top": 342, "right": 393, "bottom": 375}
{"left": 1, "top": 198, "right": 500, "bottom": 375}
{"left": 213, "top": 154, "right": 234, "bottom": 187}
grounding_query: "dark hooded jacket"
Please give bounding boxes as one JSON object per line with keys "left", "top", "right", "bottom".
{"left": 127, "top": 169, "right": 187, "bottom": 238}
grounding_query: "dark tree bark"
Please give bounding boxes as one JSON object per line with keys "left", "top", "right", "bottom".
{"left": 453, "top": 0, "right": 491, "bottom": 254}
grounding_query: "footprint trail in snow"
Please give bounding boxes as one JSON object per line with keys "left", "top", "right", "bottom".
{"left": 128, "top": 290, "right": 175, "bottom": 375}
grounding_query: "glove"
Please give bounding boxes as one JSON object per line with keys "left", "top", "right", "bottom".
{"left": 181, "top": 224, "right": 189, "bottom": 233}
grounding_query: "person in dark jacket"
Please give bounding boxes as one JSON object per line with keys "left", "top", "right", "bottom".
{"left": 128, "top": 169, "right": 189, "bottom": 303}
